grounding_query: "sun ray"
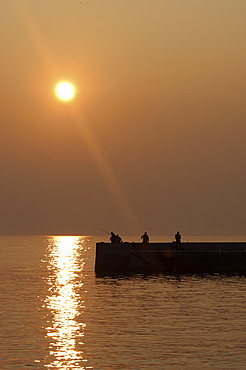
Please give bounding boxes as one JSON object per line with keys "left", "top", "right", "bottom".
{"left": 13, "top": 0, "right": 141, "bottom": 234}
{"left": 79, "top": 123, "right": 141, "bottom": 233}
{"left": 63, "top": 105, "right": 142, "bottom": 234}
{"left": 13, "top": 0, "right": 58, "bottom": 77}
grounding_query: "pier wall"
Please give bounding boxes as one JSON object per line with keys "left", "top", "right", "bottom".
{"left": 95, "top": 242, "right": 246, "bottom": 275}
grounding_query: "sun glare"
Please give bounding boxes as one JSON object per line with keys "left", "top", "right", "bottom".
{"left": 55, "top": 81, "right": 76, "bottom": 101}
{"left": 45, "top": 236, "right": 87, "bottom": 368}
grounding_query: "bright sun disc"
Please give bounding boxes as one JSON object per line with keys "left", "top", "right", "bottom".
{"left": 55, "top": 81, "right": 75, "bottom": 101}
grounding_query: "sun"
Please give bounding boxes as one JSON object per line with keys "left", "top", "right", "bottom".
{"left": 55, "top": 81, "right": 76, "bottom": 101}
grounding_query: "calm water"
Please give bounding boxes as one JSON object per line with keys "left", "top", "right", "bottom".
{"left": 1, "top": 235, "right": 246, "bottom": 369}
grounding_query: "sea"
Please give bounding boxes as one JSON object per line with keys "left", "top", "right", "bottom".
{"left": 1, "top": 235, "right": 246, "bottom": 370}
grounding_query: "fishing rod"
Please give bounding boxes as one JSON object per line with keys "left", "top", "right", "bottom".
{"left": 93, "top": 228, "right": 108, "bottom": 242}
{"left": 93, "top": 226, "right": 111, "bottom": 235}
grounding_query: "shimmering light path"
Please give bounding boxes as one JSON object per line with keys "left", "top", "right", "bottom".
{"left": 44, "top": 236, "right": 90, "bottom": 369}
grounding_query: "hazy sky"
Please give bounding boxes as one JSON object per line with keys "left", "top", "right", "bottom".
{"left": 1, "top": 0, "right": 246, "bottom": 236}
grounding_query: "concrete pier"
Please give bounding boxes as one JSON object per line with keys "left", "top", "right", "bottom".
{"left": 95, "top": 242, "right": 246, "bottom": 275}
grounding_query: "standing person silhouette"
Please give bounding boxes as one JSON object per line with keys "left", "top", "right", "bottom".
{"left": 175, "top": 231, "right": 181, "bottom": 249}
{"left": 141, "top": 232, "right": 149, "bottom": 244}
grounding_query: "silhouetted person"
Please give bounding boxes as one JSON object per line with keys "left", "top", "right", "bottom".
{"left": 110, "top": 232, "right": 123, "bottom": 243}
{"left": 115, "top": 234, "right": 123, "bottom": 243}
{"left": 141, "top": 232, "right": 149, "bottom": 244}
{"left": 175, "top": 231, "right": 181, "bottom": 249}
{"left": 110, "top": 232, "right": 117, "bottom": 243}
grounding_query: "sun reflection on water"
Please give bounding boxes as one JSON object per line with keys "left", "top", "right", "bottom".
{"left": 44, "top": 236, "right": 90, "bottom": 369}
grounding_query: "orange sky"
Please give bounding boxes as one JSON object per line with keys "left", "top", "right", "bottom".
{"left": 0, "top": 0, "right": 246, "bottom": 236}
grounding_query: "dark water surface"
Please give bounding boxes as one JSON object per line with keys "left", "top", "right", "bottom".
{"left": 0, "top": 236, "right": 246, "bottom": 369}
